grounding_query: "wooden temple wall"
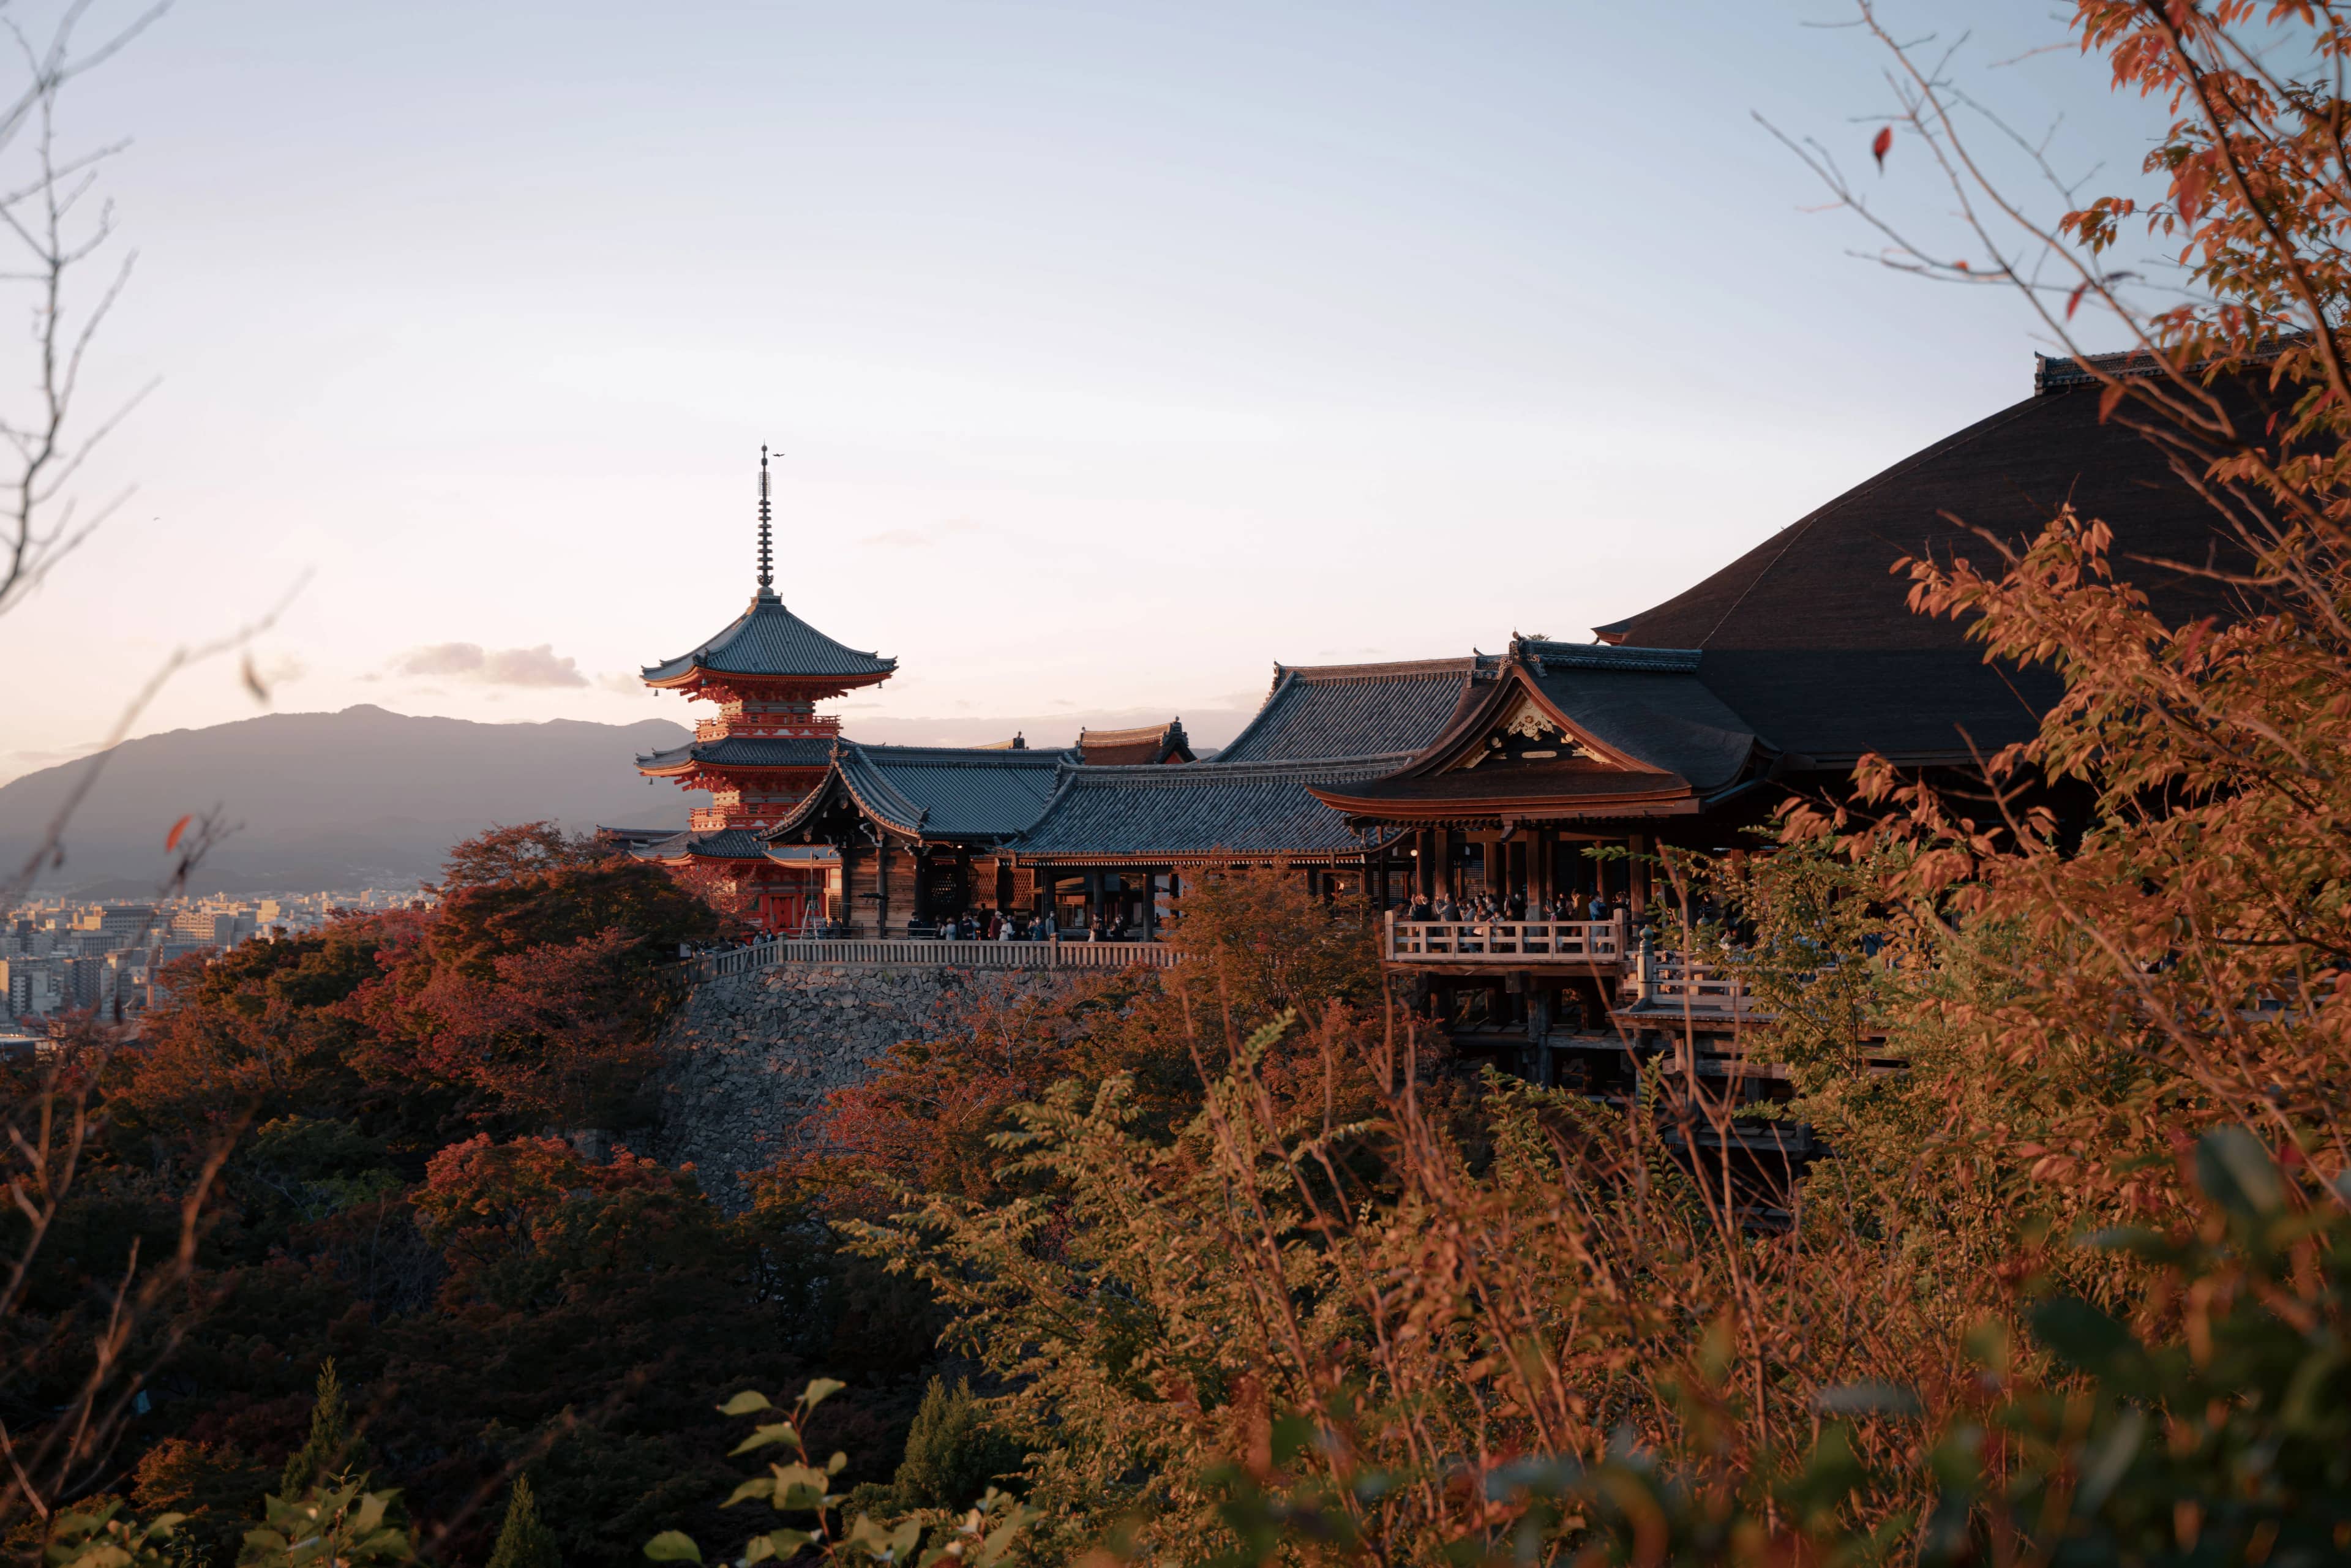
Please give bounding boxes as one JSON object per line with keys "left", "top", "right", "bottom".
{"left": 833, "top": 842, "right": 923, "bottom": 936}
{"left": 827, "top": 849, "right": 1041, "bottom": 934}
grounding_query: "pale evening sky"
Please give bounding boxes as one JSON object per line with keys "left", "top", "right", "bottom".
{"left": 0, "top": 0, "right": 2169, "bottom": 781}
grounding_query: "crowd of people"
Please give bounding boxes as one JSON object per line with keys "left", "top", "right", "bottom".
{"left": 907, "top": 905, "right": 1138, "bottom": 942}
{"left": 1394, "top": 889, "right": 1631, "bottom": 925}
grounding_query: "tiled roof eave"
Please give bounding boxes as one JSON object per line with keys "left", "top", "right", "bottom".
{"left": 639, "top": 659, "right": 896, "bottom": 688}
{"left": 1009, "top": 847, "right": 1373, "bottom": 866}
{"left": 1305, "top": 773, "right": 1703, "bottom": 819}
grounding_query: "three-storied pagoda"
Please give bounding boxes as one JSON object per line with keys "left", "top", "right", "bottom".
{"left": 631, "top": 451, "right": 896, "bottom": 930}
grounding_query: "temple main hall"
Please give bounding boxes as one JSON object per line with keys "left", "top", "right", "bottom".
{"left": 612, "top": 351, "right": 2248, "bottom": 1045}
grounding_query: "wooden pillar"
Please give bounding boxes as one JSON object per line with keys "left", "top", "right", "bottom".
{"left": 838, "top": 839, "right": 858, "bottom": 933}
{"left": 912, "top": 846, "right": 932, "bottom": 925}
{"left": 1142, "top": 872, "right": 1158, "bottom": 940}
{"left": 1038, "top": 869, "right": 1056, "bottom": 928}
{"left": 1629, "top": 831, "right": 1649, "bottom": 915}
{"left": 877, "top": 836, "right": 893, "bottom": 932}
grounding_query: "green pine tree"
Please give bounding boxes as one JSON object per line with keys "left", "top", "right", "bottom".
{"left": 484, "top": 1476, "right": 560, "bottom": 1568}
{"left": 279, "top": 1359, "right": 361, "bottom": 1497}
{"left": 889, "top": 1378, "right": 1022, "bottom": 1512}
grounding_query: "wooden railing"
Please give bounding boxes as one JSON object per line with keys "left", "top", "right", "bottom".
{"left": 1620, "top": 945, "right": 1769, "bottom": 1019}
{"left": 1383, "top": 912, "right": 1629, "bottom": 964}
{"left": 681, "top": 937, "right": 1179, "bottom": 983}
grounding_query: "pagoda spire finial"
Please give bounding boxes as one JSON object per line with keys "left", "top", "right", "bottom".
{"left": 756, "top": 446, "right": 776, "bottom": 598}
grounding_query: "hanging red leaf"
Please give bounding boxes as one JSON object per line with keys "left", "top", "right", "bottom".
{"left": 2099, "top": 381, "right": 2128, "bottom": 422}
{"left": 165, "top": 814, "right": 193, "bottom": 852}
{"left": 2067, "top": 280, "right": 2093, "bottom": 320}
{"left": 1871, "top": 126, "right": 1894, "bottom": 171}
{"left": 2176, "top": 160, "right": 2209, "bottom": 226}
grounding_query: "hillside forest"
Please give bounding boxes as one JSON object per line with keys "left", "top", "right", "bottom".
{"left": 13, "top": 2, "right": 2351, "bottom": 1564}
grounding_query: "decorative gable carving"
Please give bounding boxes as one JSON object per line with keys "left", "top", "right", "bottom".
{"left": 1453, "top": 696, "right": 1604, "bottom": 770}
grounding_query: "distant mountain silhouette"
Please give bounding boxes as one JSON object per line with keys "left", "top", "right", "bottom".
{"left": 0, "top": 704, "right": 707, "bottom": 894}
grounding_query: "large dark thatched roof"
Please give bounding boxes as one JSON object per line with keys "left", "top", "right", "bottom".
{"left": 1610, "top": 373, "right": 2256, "bottom": 764}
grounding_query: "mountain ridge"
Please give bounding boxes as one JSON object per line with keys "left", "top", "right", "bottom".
{"left": 0, "top": 704, "right": 707, "bottom": 893}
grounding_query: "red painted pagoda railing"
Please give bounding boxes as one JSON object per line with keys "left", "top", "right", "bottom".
{"left": 690, "top": 806, "right": 794, "bottom": 832}
{"left": 695, "top": 715, "right": 841, "bottom": 743}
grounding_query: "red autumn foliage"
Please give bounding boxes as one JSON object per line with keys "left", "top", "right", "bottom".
{"left": 411, "top": 1133, "right": 691, "bottom": 1304}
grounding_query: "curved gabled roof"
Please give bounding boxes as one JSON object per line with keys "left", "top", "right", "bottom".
{"left": 1306, "top": 643, "right": 1769, "bottom": 823}
{"left": 1215, "top": 656, "right": 1487, "bottom": 764}
{"left": 642, "top": 592, "right": 897, "bottom": 686}
{"left": 1078, "top": 719, "right": 1194, "bottom": 766}
{"left": 765, "top": 741, "right": 1074, "bottom": 843}
{"left": 1607, "top": 374, "right": 2259, "bottom": 763}
{"left": 1520, "top": 643, "right": 1761, "bottom": 793}
{"left": 1010, "top": 757, "right": 1391, "bottom": 860}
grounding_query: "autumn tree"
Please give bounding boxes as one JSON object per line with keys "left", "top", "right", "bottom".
{"left": 429, "top": 821, "right": 612, "bottom": 896}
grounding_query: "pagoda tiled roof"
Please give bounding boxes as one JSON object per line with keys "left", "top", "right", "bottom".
{"left": 1215, "top": 656, "right": 1487, "bottom": 765}
{"left": 1008, "top": 757, "right": 1390, "bottom": 860}
{"left": 642, "top": 591, "right": 896, "bottom": 685}
{"left": 1077, "top": 718, "right": 1193, "bottom": 766}
{"left": 1600, "top": 366, "right": 2271, "bottom": 765}
{"left": 764, "top": 741, "right": 1074, "bottom": 844}
{"left": 637, "top": 736, "right": 836, "bottom": 771}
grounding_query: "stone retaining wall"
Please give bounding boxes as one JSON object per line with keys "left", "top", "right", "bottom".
{"left": 650, "top": 960, "right": 1079, "bottom": 1206}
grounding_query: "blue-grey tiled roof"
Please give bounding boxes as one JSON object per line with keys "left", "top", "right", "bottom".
{"left": 1520, "top": 641, "right": 1762, "bottom": 792}
{"left": 637, "top": 736, "right": 836, "bottom": 770}
{"left": 1215, "top": 657, "right": 1483, "bottom": 763}
{"left": 1008, "top": 758, "right": 1392, "bottom": 859}
{"left": 634, "top": 827, "right": 773, "bottom": 862}
{"left": 766, "top": 742, "right": 1076, "bottom": 842}
{"left": 642, "top": 593, "right": 896, "bottom": 683}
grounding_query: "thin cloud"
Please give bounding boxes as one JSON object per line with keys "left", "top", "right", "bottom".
{"left": 393, "top": 642, "right": 588, "bottom": 688}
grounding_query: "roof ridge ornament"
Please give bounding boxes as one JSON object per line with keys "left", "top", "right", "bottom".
{"left": 756, "top": 445, "right": 778, "bottom": 603}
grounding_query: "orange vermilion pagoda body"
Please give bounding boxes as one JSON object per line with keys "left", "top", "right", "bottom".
{"left": 629, "top": 449, "right": 896, "bottom": 931}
